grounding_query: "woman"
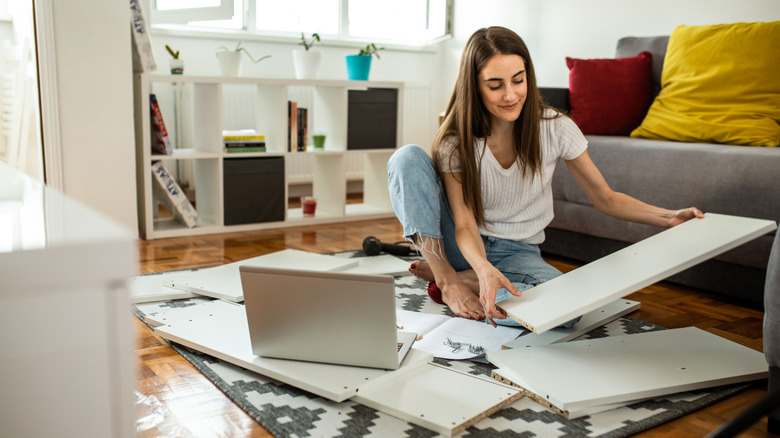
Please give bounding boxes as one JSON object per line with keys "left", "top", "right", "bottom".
{"left": 387, "top": 26, "right": 703, "bottom": 327}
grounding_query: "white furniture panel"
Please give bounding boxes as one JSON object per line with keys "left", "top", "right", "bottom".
{"left": 499, "top": 214, "right": 777, "bottom": 333}
{"left": 129, "top": 272, "right": 198, "bottom": 304}
{"left": 502, "top": 299, "right": 640, "bottom": 349}
{"left": 153, "top": 299, "right": 432, "bottom": 402}
{"left": 487, "top": 327, "right": 768, "bottom": 412}
{"left": 354, "top": 364, "right": 522, "bottom": 437}
{"left": 492, "top": 367, "right": 635, "bottom": 419}
{"left": 163, "top": 249, "right": 359, "bottom": 302}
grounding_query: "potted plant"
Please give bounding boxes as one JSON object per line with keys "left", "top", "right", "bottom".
{"left": 165, "top": 44, "right": 184, "bottom": 75}
{"left": 293, "top": 33, "right": 322, "bottom": 79}
{"left": 345, "top": 43, "right": 384, "bottom": 81}
{"left": 216, "top": 41, "right": 271, "bottom": 77}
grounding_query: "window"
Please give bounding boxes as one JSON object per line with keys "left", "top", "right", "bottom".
{"left": 150, "top": 0, "right": 451, "bottom": 47}
{"left": 255, "top": 0, "right": 340, "bottom": 35}
{"left": 150, "top": 0, "right": 235, "bottom": 25}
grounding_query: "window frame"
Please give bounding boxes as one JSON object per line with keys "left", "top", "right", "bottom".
{"left": 148, "top": 0, "right": 452, "bottom": 49}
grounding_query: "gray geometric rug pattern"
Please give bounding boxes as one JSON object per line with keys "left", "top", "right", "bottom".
{"left": 134, "top": 256, "right": 749, "bottom": 437}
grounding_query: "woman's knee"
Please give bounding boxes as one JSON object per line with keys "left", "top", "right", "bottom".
{"left": 388, "top": 144, "right": 431, "bottom": 175}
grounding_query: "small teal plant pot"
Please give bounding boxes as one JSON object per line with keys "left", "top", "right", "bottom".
{"left": 345, "top": 55, "right": 371, "bottom": 80}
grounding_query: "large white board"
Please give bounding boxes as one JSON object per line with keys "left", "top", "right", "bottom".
{"left": 487, "top": 327, "right": 768, "bottom": 412}
{"left": 502, "top": 299, "right": 640, "bottom": 349}
{"left": 492, "top": 367, "right": 635, "bottom": 419}
{"left": 129, "top": 272, "right": 198, "bottom": 303}
{"left": 355, "top": 364, "right": 522, "bottom": 437}
{"left": 499, "top": 214, "right": 776, "bottom": 333}
{"left": 153, "top": 299, "right": 429, "bottom": 402}
{"left": 163, "top": 249, "right": 359, "bottom": 302}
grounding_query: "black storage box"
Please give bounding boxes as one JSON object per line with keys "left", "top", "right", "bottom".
{"left": 347, "top": 88, "right": 398, "bottom": 150}
{"left": 223, "top": 157, "right": 285, "bottom": 225}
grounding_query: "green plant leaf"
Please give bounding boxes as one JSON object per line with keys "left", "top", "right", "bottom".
{"left": 299, "top": 33, "right": 321, "bottom": 51}
{"left": 165, "top": 44, "right": 180, "bottom": 59}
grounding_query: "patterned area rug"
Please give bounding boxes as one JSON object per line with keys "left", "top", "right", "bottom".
{"left": 134, "top": 253, "right": 749, "bottom": 437}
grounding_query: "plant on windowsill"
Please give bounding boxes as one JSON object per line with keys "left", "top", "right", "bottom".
{"left": 165, "top": 44, "right": 184, "bottom": 75}
{"left": 216, "top": 41, "right": 271, "bottom": 77}
{"left": 293, "top": 33, "right": 322, "bottom": 79}
{"left": 345, "top": 43, "right": 385, "bottom": 81}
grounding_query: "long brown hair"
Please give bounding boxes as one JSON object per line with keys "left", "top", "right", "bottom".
{"left": 433, "top": 26, "right": 554, "bottom": 226}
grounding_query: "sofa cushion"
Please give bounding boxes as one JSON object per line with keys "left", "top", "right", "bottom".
{"left": 566, "top": 52, "right": 653, "bottom": 136}
{"left": 631, "top": 21, "right": 780, "bottom": 147}
{"left": 615, "top": 36, "right": 669, "bottom": 96}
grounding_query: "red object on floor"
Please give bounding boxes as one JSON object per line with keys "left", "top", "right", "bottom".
{"left": 427, "top": 281, "right": 444, "bottom": 304}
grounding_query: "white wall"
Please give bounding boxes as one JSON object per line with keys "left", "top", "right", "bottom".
{"left": 442, "top": 0, "right": 780, "bottom": 109}
{"left": 49, "top": 0, "right": 137, "bottom": 230}
{"left": 150, "top": 35, "right": 443, "bottom": 84}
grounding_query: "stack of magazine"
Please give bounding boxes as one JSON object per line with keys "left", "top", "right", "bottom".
{"left": 223, "top": 130, "right": 266, "bottom": 153}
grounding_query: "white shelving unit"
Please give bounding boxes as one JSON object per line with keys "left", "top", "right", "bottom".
{"left": 134, "top": 74, "right": 403, "bottom": 239}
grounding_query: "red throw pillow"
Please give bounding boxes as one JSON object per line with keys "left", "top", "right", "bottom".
{"left": 566, "top": 51, "right": 653, "bottom": 135}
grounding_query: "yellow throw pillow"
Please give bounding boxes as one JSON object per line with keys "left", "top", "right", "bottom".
{"left": 631, "top": 21, "right": 780, "bottom": 146}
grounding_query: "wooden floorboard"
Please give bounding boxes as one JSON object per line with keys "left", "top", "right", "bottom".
{"left": 134, "top": 217, "right": 774, "bottom": 437}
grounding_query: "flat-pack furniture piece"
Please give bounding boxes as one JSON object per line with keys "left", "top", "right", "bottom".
{"left": 502, "top": 299, "right": 639, "bottom": 349}
{"left": 488, "top": 327, "right": 768, "bottom": 418}
{"left": 162, "top": 249, "right": 358, "bottom": 302}
{"left": 500, "top": 214, "right": 776, "bottom": 333}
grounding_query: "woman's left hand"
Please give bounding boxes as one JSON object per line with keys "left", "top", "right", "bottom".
{"left": 667, "top": 207, "right": 705, "bottom": 227}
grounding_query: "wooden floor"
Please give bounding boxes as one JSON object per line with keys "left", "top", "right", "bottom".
{"left": 135, "top": 217, "right": 775, "bottom": 437}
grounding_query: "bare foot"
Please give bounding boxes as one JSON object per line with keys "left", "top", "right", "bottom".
{"left": 411, "top": 260, "right": 484, "bottom": 318}
{"left": 409, "top": 260, "right": 435, "bottom": 282}
{"left": 440, "top": 281, "right": 484, "bottom": 320}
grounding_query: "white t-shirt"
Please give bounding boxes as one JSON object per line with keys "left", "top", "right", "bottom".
{"left": 437, "top": 109, "right": 588, "bottom": 244}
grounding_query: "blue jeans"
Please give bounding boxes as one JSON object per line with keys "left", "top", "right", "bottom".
{"left": 388, "top": 144, "right": 578, "bottom": 328}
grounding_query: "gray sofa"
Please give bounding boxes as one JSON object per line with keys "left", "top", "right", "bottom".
{"left": 539, "top": 36, "right": 779, "bottom": 305}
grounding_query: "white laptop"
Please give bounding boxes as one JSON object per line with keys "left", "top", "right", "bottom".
{"left": 239, "top": 266, "right": 417, "bottom": 370}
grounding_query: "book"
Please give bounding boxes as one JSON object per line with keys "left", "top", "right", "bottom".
{"left": 224, "top": 136, "right": 266, "bottom": 142}
{"left": 150, "top": 94, "right": 173, "bottom": 155}
{"left": 151, "top": 161, "right": 198, "bottom": 228}
{"left": 224, "top": 142, "right": 266, "bottom": 148}
{"left": 129, "top": 0, "right": 157, "bottom": 73}
{"left": 288, "top": 101, "right": 298, "bottom": 152}
{"left": 297, "top": 107, "right": 308, "bottom": 152}
{"left": 223, "top": 130, "right": 266, "bottom": 142}
{"left": 224, "top": 146, "right": 267, "bottom": 153}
